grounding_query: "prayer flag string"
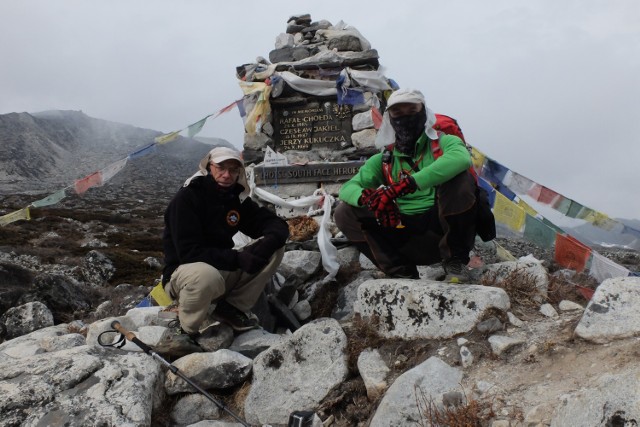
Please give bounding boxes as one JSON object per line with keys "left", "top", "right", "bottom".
{"left": 470, "top": 144, "right": 640, "bottom": 241}
{"left": 1, "top": 101, "right": 239, "bottom": 226}
{"left": 470, "top": 144, "right": 636, "bottom": 280}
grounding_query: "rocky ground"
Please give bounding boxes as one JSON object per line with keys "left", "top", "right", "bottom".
{"left": 2, "top": 189, "right": 640, "bottom": 426}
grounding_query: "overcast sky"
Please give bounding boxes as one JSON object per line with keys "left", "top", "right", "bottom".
{"left": 1, "top": 1, "right": 639, "bottom": 219}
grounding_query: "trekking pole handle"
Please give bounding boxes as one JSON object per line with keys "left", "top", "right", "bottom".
{"left": 110, "top": 320, "right": 152, "bottom": 354}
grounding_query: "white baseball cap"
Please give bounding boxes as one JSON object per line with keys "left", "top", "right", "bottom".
{"left": 198, "top": 146, "right": 244, "bottom": 173}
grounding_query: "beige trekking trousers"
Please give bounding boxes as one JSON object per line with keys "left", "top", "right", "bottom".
{"left": 165, "top": 247, "right": 284, "bottom": 334}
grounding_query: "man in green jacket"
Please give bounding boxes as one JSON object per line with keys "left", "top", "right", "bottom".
{"left": 334, "top": 88, "right": 478, "bottom": 281}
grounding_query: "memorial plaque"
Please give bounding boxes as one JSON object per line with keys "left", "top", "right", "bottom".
{"left": 253, "top": 161, "right": 364, "bottom": 185}
{"left": 272, "top": 101, "right": 353, "bottom": 151}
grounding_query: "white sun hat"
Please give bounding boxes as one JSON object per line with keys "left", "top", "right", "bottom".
{"left": 184, "top": 147, "right": 250, "bottom": 199}
{"left": 375, "top": 88, "right": 438, "bottom": 148}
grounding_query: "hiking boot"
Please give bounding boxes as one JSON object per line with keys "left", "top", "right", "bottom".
{"left": 167, "top": 318, "right": 200, "bottom": 339}
{"left": 211, "top": 300, "right": 260, "bottom": 332}
{"left": 387, "top": 265, "right": 419, "bottom": 280}
{"left": 442, "top": 259, "right": 472, "bottom": 284}
{"left": 154, "top": 319, "right": 203, "bottom": 358}
{"left": 390, "top": 271, "right": 420, "bottom": 279}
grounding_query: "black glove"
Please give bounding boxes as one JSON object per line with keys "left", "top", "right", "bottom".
{"left": 244, "top": 235, "right": 282, "bottom": 260}
{"left": 237, "top": 250, "right": 269, "bottom": 274}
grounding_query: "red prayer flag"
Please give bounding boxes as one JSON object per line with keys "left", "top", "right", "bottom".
{"left": 537, "top": 186, "right": 560, "bottom": 205}
{"left": 554, "top": 234, "right": 592, "bottom": 272}
{"left": 527, "top": 184, "right": 542, "bottom": 200}
{"left": 74, "top": 171, "right": 102, "bottom": 195}
{"left": 371, "top": 106, "right": 383, "bottom": 129}
{"left": 575, "top": 284, "right": 595, "bottom": 301}
{"left": 219, "top": 99, "right": 240, "bottom": 114}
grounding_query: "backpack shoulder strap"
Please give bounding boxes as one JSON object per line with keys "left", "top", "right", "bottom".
{"left": 431, "top": 133, "right": 443, "bottom": 160}
{"left": 382, "top": 144, "right": 394, "bottom": 185}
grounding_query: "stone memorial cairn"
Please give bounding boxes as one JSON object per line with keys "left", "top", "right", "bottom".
{"left": 236, "top": 14, "right": 395, "bottom": 218}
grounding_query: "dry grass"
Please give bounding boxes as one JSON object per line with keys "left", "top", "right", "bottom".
{"left": 317, "top": 377, "right": 372, "bottom": 427}
{"left": 149, "top": 393, "right": 181, "bottom": 427}
{"left": 309, "top": 261, "right": 361, "bottom": 319}
{"left": 287, "top": 216, "right": 319, "bottom": 242}
{"left": 416, "top": 386, "right": 495, "bottom": 427}
{"left": 229, "top": 381, "right": 251, "bottom": 419}
{"left": 480, "top": 268, "right": 543, "bottom": 316}
{"left": 344, "top": 315, "right": 386, "bottom": 371}
{"left": 546, "top": 274, "right": 585, "bottom": 305}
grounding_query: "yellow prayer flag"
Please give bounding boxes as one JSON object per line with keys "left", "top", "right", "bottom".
{"left": 150, "top": 282, "right": 173, "bottom": 306}
{"left": 154, "top": 131, "right": 180, "bottom": 144}
{"left": 495, "top": 242, "right": 517, "bottom": 261}
{"left": 245, "top": 85, "right": 273, "bottom": 135}
{"left": 0, "top": 207, "right": 31, "bottom": 227}
{"left": 238, "top": 81, "right": 269, "bottom": 95}
{"left": 517, "top": 198, "right": 538, "bottom": 217}
{"left": 493, "top": 191, "right": 526, "bottom": 232}
{"left": 582, "top": 210, "right": 618, "bottom": 231}
{"left": 471, "top": 147, "right": 486, "bottom": 171}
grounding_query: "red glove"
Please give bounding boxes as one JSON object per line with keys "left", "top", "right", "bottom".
{"left": 375, "top": 201, "right": 402, "bottom": 228}
{"left": 365, "top": 176, "right": 418, "bottom": 212}
{"left": 359, "top": 188, "right": 376, "bottom": 207}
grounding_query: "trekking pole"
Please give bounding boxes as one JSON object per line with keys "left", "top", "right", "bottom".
{"left": 104, "top": 320, "right": 252, "bottom": 427}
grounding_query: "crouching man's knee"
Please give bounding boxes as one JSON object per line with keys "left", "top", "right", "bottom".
{"left": 170, "top": 262, "right": 225, "bottom": 304}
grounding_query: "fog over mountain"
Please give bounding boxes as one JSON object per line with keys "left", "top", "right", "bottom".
{"left": 0, "top": 110, "right": 232, "bottom": 196}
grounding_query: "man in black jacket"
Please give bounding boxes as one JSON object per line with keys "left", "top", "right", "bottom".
{"left": 162, "top": 147, "right": 289, "bottom": 335}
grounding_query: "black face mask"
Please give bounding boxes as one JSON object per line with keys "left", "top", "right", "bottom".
{"left": 389, "top": 108, "right": 427, "bottom": 155}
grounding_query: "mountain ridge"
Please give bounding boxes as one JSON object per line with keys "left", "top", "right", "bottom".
{"left": 0, "top": 110, "right": 233, "bottom": 197}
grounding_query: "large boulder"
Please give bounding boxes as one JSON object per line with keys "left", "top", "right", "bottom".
{"left": 550, "top": 367, "right": 640, "bottom": 426}
{"left": 354, "top": 279, "right": 510, "bottom": 339}
{"left": 165, "top": 350, "right": 253, "bottom": 395}
{"left": 575, "top": 276, "right": 640, "bottom": 343}
{"left": 243, "top": 318, "right": 349, "bottom": 425}
{"left": 1, "top": 301, "right": 54, "bottom": 339}
{"left": 370, "top": 356, "right": 463, "bottom": 426}
{"left": 0, "top": 345, "right": 164, "bottom": 426}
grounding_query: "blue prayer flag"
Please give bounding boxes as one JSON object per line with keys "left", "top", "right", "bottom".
{"left": 478, "top": 177, "right": 496, "bottom": 207}
{"left": 486, "top": 160, "right": 509, "bottom": 182}
{"left": 136, "top": 296, "right": 153, "bottom": 308}
{"left": 128, "top": 143, "right": 157, "bottom": 160}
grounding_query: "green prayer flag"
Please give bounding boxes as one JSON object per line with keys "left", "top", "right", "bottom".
{"left": 576, "top": 207, "right": 594, "bottom": 220}
{"left": 187, "top": 116, "right": 209, "bottom": 138}
{"left": 553, "top": 197, "right": 571, "bottom": 215}
{"left": 524, "top": 214, "right": 556, "bottom": 249}
{"left": 542, "top": 217, "right": 565, "bottom": 234}
{"left": 31, "top": 189, "right": 67, "bottom": 208}
{"left": 566, "top": 201, "right": 584, "bottom": 218}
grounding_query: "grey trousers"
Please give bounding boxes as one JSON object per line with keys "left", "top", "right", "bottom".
{"left": 165, "top": 247, "right": 284, "bottom": 334}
